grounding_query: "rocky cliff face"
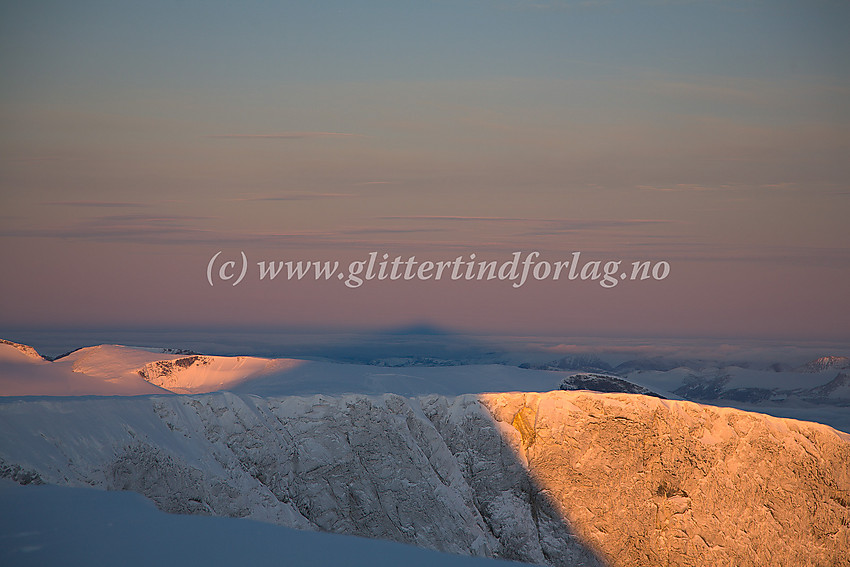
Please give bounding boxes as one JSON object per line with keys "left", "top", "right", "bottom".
{"left": 479, "top": 392, "right": 850, "bottom": 567}
{"left": 1, "top": 391, "right": 847, "bottom": 567}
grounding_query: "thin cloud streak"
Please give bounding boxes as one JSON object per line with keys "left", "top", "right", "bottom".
{"left": 228, "top": 193, "right": 356, "bottom": 202}
{"left": 636, "top": 183, "right": 801, "bottom": 192}
{"left": 42, "top": 201, "right": 148, "bottom": 208}
{"left": 207, "top": 132, "right": 361, "bottom": 139}
{"left": 339, "top": 227, "right": 444, "bottom": 236}
{"left": 92, "top": 214, "right": 215, "bottom": 222}
{"left": 0, "top": 216, "right": 437, "bottom": 247}
{"left": 2, "top": 221, "right": 847, "bottom": 266}
{"left": 382, "top": 216, "right": 676, "bottom": 228}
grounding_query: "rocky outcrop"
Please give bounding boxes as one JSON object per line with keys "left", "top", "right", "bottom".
{"left": 558, "top": 373, "right": 665, "bottom": 398}
{"left": 137, "top": 355, "right": 213, "bottom": 388}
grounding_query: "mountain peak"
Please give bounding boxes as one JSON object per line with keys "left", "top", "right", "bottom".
{"left": 799, "top": 356, "right": 850, "bottom": 373}
{"left": 0, "top": 339, "right": 48, "bottom": 362}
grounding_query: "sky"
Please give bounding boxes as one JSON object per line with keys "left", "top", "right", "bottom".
{"left": 0, "top": 0, "right": 848, "bottom": 342}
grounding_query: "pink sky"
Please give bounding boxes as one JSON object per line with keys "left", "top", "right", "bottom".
{"left": 1, "top": 2, "right": 848, "bottom": 341}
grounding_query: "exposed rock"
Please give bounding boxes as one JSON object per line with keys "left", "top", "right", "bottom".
{"left": 137, "top": 356, "right": 213, "bottom": 388}
{"left": 558, "top": 373, "right": 665, "bottom": 398}
{"left": 480, "top": 392, "right": 850, "bottom": 567}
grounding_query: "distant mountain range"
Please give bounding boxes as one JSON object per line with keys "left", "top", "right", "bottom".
{"left": 2, "top": 338, "right": 847, "bottom": 432}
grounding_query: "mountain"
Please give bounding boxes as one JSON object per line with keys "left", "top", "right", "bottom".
{"left": 613, "top": 357, "right": 710, "bottom": 374}
{"left": 1, "top": 391, "right": 847, "bottom": 567}
{"left": 0, "top": 340, "right": 566, "bottom": 398}
{"left": 0, "top": 342, "right": 168, "bottom": 396}
{"left": 0, "top": 339, "right": 48, "bottom": 362}
{"left": 607, "top": 360, "right": 850, "bottom": 432}
{"left": 558, "top": 373, "right": 665, "bottom": 398}
{"left": 520, "top": 355, "right": 613, "bottom": 374}
{"left": 805, "top": 372, "right": 850, "bottom": 401}
{"left": 799, "top": 355, "right": 850, "bottom": 373}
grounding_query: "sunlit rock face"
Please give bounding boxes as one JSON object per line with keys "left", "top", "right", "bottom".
{"left": 1, "top": 391, "right": 848, "bottom": 567}
{"left": 480, "top": 392, "right": 850, "bottom": 567}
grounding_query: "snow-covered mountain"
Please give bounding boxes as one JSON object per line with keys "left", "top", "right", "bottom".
{"left": 799, "top": 355, "right": 850, "bottom": 373}
{"left": 608, "top": 355, "right": 850, "bottom": 403}
{"left": 0, "top": 340, "right": 565, "bottom": 398}
{"left": 0, "top": 341, "right": 167, "bottom": 396}
{"left": 0, "top": 339, "right": 48, "bottom": 362}
{"left": 3, "top": 339, "right": 850, "bottom": 433}
{"left": 0, "top": 341, "right": 310, "bottom": 396}
{"left": 519, "top": 355, "right": 613, "bottom": 374}
{"left": 1, "top": 390, "right": 848, "bottom": 567}
{"left": 604, "top": 358, "right": 850, "bottom": 431}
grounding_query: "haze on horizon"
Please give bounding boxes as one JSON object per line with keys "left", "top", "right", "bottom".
{"left": 1, "top": 1, "right": 848, "bottom": 341}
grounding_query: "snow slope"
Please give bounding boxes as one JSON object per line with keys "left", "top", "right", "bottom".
{"left": 0, "top": 342, "right": 167, "bottom": 396}
{"left": 135, "top": 354, "right": 304, "bottom": 394}
{"left": 0, "top": 339, "right": 46, "bottom": 362}
{"left": 1, "top": 391, "right": 847, "bottom": 567}
{"left": 0, "top": 480, "right": 529, "bottom": 567}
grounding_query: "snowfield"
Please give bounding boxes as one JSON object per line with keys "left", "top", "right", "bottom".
{"left": 0, "top": 479, "right": 529, "bottom": 567}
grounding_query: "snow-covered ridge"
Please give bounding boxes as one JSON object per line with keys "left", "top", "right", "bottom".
{"left": 0, "top": 341, "right": 307, "bottom": 397}
{"left": 1, "top": 390, "right": 847, "bottom": 567}
{"left": 0, "top": 339, "right": 566, "bottom": 398}
{"left": 0, "top": 339, "right": 48, "bottom": 362}
{"left": 2, "top": 338, "right": 850, "bottom": 432}
{"left": 0, "top": 342, "right": 167, "bottom": 396}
